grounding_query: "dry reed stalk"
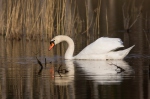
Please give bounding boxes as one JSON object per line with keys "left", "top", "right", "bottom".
{"left": 93, "top": 0, "right": 101, "bottom": 35}
{"left": 64, "top": 0, "right": 69, "bottom": 35}
{"left": 82, "top": 0, "right": 94, "bottom": 36}
{"left": 25, "top": 0, "right": 34, "bottom": 40}
{"left": 143, "top": 13, "right": 150, "bottom": 49}
{"left": 1, "top": 1, "right": 7, "bottom": 35}
{"left": 74, "top": 12, "right": 83, "bottom": 35}
{"left": 70, "top": 2, "right": 82, "bottom": 35}
{"left": 85, "top": 1, "right": 89, "bottom": 36}
{"left": 122, "top": 3, "right": 130, "bottom": 30}
{"left": 5, "top": 12, "right": 12, "bottom": 39}
{"left": 61, "top": 0, "right": 66, "bottom": 35}
{"left": 0, "top": 11, "right": 5, "bottom": 35}
{"left": 29, "top": 0, "right": 45, "bottom": 40}
{"left": 44, "top": 0, "right": 54, "bottom": 39}
{"left": 122, "top": 1, "right": 142, "bottom": 32}
{"left": 106, "top": 8, "right": 108, "bottom": 36}
{"left": 65, "top": 0, "right": 76, "bottom": 36}
{"left": 12, "top": 0, "right": 22, "bottom": 40}
{"left": 21, "top": 0, "right": 26, "bottom": 38}
{"left": 98, "top": 0, "right": 101, "bottom": 34}
{"left": 143, "top": 29, "right": 150, "bottom": 49}
{"left": 5, "top": 0, "right": 12, "bottom": 39}
{"left": 56, "top": 0, "right": 60, "bottom": 35}
{"left": 56, "top": 1, "right": 59, "bottom": 35}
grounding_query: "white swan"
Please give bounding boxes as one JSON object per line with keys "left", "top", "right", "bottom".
{"left": 48, "top": 35, "right": 135, "bottom": 60}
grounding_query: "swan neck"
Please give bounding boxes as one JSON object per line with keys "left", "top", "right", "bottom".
{"left": 62, "top": 36, "right": 74, "bottom": 59}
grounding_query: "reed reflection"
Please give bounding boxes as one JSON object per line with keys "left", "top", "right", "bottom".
{"left": 54, "top": 60, "right": 75, "bottom": 86}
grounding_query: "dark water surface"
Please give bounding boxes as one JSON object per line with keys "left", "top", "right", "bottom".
{"left": 0, "top": 35, "right": 149, "bottom": 99}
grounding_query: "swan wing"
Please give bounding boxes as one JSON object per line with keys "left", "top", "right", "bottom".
{"left": 74, "top": 37, "right": 124, "bottom": 58}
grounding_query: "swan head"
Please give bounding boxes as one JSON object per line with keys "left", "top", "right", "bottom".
{"left": 48, "top": 35, "right": 74, "bottom": 59}
{"left": 48, "top": 36, "right": 62, "bottom": 51}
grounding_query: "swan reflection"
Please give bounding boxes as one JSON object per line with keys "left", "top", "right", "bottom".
{"left": 74, "top": 60, "right": 133, "bottom": 84}
{"left": 54, "top": 60, "right": 75, "bottom": 85}
{"left": 54, "top": 60, "right": 133, "bottom": 85}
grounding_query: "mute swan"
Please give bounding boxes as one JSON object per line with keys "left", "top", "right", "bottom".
{"left": 48, "top": 35, "right": 135, "bottom": 60}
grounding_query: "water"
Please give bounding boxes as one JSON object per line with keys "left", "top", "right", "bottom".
{"left": 0, "top": 35, "right": 149, "bottom": 99}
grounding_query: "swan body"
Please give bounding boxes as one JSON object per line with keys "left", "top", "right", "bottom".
{"left": 49, "top": 35, "right": 135, "bottom": 60}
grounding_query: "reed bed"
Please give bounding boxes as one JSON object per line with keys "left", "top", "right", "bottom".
{"left": 0, "top": 0, "right": 104, "bottom": 40}
{"left": 0, "top": 0, "right": 55, "bottom": 40}
{"left": 0, "top": 0, "right": 145, "bottom": 40}
{"left": 0, "top": 0, "right": 81, "bottom": 40}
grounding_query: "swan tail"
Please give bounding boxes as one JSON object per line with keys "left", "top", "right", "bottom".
{"left": 125, "top": 45, "right": 135, "bottom": 52}
{"left": 107, "top": 45, "right": 135, "bottom": 59}
{"left": 119, "top": 45, "right": 135, "bottom": 59}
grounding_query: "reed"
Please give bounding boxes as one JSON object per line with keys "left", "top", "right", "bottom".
{"left": 122, "top": 1, "right": 142, "bottom": 33}
{"left": 0, "top": 0, "right": 103, "bottom": 40}
{"left": 92, "top": 0, "right": 101, "bottom": 36}
{"left": 106, "top": 8, "right": 108, "bottom": 36}
{"left": 0, "top": 0, "right": 53, "bottom": 40}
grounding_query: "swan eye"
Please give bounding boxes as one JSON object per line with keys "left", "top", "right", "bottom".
{"left": 50, "top": 40, "right": 55, "bottom": 45}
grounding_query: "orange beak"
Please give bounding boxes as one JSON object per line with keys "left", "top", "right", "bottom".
{"left": 49, "top": 43, "right": 55, "bottom": 51}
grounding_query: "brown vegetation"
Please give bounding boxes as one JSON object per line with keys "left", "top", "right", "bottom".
{"left": 0, "top": 0, "right": 105, "bottom": 40}
{"left": 0, "top": 0, "right": 102, "bottom": 40}
{"left": 122, "top": 1, "right": 143, "bottom": 33}
{"left": 0, "top": 0, "right": 55, "bottom": 40}
{"left": 0, "top": 0, "right": 145, "bottom": 40}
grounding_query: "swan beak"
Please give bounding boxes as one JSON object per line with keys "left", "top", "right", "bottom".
{"left": 49, "top": 43, "right": 55, "bottom": 51}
